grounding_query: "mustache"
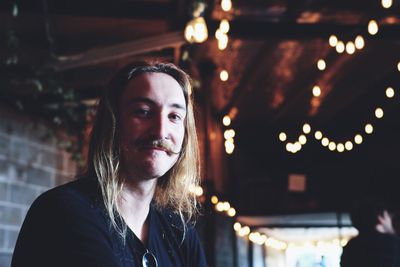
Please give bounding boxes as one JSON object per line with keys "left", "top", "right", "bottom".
{"left": 134, "top": 138, "right": 181, "bottom": 155}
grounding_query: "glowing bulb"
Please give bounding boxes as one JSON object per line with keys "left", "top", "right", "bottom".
{"left": 220, "top": 70, "right": 229, "bottom": 81}
{"left": 328, "top": 142, "right": 336, "bottom": 151}
{"left": 286, "top": 143, "right": 293, "bottom": 152}
{"left": 317, "top": 59, "right": 326, "bottom": 70}
{"left": 211, "top": 195, "right": 219, "bottom": 204}
{"left": 224, "top": 129, "right": 235, "bottom": 139}
{"left": 346, "top": 42, "right": 356, "bottom": 54}
{"left": 386, "top": 87, "right": 395, "bottom": 98}
{"left": 194, "top": 186, "right": 203, "bottom": 196}
{"left": 303, "top": 123, "right": 311, "bottom": 134}
{"left": 293, "top": 142, "right": 302, "bottom": 152}
{"left": 223, "top": 115, "right": 231, "bottom": 126}
{"left": 221, "top": 0, "right": 232, "bottom": 12}
{"left": 398, "top": 62, "right": 400, "bottom": 72}
{"left": 225, "top": 141, "right": 235, "bottom": 154}
{"left": 345, "top": 141, "right": 353, "bottom": 150}
{"left": 222, "top": 201, "right": 230, "bottom": 211}
{"left": 354, "top": 134, "right": 363, "bottom": 144}
{"left": 219, "top": 19, "right": 230, "bottom": 33}
{"left": 382, "top": 0, "right": 393, "bottom": 8}
{"left": 368, "top": 20, "right": 379, "bottom": 35}
{"left": 227, "top": 207, "right": 236, "bottom": 217}
{"left": 321, "top": 137, "right": 329, "bottom": 146}
{"left": 299, "top": 135, "right": 307, "bottom": 145}
{"left": 315, "top": 131, "right": 323, "bottom": 140}
{"left": 185, "top": 17, "right": 208, "bottom": 43}
{"left": 184, "top": 25, "right": 194, "bottom": 42}
{"left": 337, "top": 143, "right": 345, "bottom": 152}
{"left": 365, "top": 124, "right": 373, "bottom": 134}
{"left": 336, "top": 41, "right": 345, "bottom": 53}
{"left": 239, "top": 226, "right": 250, "bottom": 236}
{"left": 215, "top": 29, "right": 223, "bottom": 40}
{"left": 355, "top": 35, "right": 365, "bottom": 49}
{"left": 329, "top": 35, "right": 338, "bottom": 47}
{"left": 216, "top": 202, "right": 224, "bottom": 211}
{"left": 233, "top": 222, "right": 241, "bottom": 231}
{"left": 375, "top": 107, "right": 384, "bottom": 118}
{"left": 279, "top": 132, "right": 287, "bottom": 142}
{"left": 313, "top": 85, "right": 321, "bottom": 97}
{"left": 218, "top": 34, "right": 228, "bottom": 50}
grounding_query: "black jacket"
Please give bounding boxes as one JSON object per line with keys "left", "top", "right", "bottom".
{"left": 11, "top": 178, "right": 207, "bottom": 267}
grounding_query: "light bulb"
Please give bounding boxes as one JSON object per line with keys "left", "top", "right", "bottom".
{"left": 279, "top": 132, "right": 287, "bottom": 142}
{"left": 317, "top": 59, "right": 326, "bottom": 70}
{"left": 368, "top": 20, "right": 379, "bottom": 35}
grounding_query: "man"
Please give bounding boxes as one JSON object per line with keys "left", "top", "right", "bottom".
{"left": 12, "top": 62, "right": 207, "bottom": 267}
{"left": 341, "top": 198, "right": 400, "bottom": 267}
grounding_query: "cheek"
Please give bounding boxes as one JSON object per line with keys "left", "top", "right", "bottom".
{"left": 175, "top": 126, "right": 186, "bottom": 146}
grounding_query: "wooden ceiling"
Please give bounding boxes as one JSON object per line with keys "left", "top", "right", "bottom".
{"left": 1, "top": 0, "right": 400, "bottom": 216}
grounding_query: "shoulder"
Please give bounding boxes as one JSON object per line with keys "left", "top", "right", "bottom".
{"left": 21, "top": 177, "right": 107, "bottom": 237}
{"left": 31, "top": 178, "right": 101, "bottom": 214}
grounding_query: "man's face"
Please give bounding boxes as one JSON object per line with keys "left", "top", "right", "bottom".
{"left": 118, "top": 72, "right": 186, "bottom": 181}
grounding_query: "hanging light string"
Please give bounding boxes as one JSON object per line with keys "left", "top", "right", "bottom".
{"left": 279, "top": 86, "right": 395, "bottom": 153}
{"left": 279, "top": 1, "right": 397, "bottom": 153}
{"left": 210, "top": 194, "right": 353, "bottom": 249}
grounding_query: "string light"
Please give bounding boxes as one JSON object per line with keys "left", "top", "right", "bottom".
{"left": 218, "top": 33, "right": 228, "bottom": 50}
{"left": 227, "top": 207, "right": 236, "bottom": 217}
{"left": 279, "top": 132, "right": 287, "bottom": 142}
{"left": 321, "top": 137, "right": 329, "bottom": 146}
{"left": 337, "top": 143, "right": 345, "bottom": 152}
{"left": 329, "top": 35, "right": 338, "bottom": 47}
{"left": 365, "top": 124, "right": 374, "bottom": 134}
{"left": 224, "top": 129, "right": 235, "bottom": 139}
{"left": 221, "top": 0, "right": 232, "bottom": 12}
{"left": 346, "top": 42, "right": 356, "bottom": 54}
{"left": 299, "top": 135, "right": 307, "bottom": 145}
{"left": 345, "top": 141, "right": 353, "bottom": 151}
{"left": 386, "top": 87, "right": 395, "bottom": 98}
{"left": 219, "top": 19, "right": 230, "bottom": 33}
{"left": 355, "top": 35, "right": 365, "bottom": 49}
{"left": 233, "top": 222, "right": 241, "bottom": 231}
{"left": 184, "top": 17, "right": 208, "bottom": 43}
{"left": 220, "top": 70, "right": 229, "bottom": 81}
{"left": 222, "top": 115, "right": 231, "bottom": 126}
{"left": 381, "top": 0, "right": 393, "bottom": 8}
{"left": 354, "top": 134, "right": 363, "bottom": 144}
{"left": 211, "top": 195, "right": 219, "bottom": 204}
{"left": 336, "top": 41, "right": 345, "bottom": 53}
{"left": 312, "top": 85, "right": 321, "bottom": 97}
{"left": 398, "top": 62, "right": 400, "bottom": 72}
{"left": 314, "top": 131, "right": 323, "bottom": 140}
{"left": 375, "top": 107, "right": 384, "bottom": 118}
{"left": 328, "top": 142, "right": 336, "bottom": 151}
{"left": 368, "top": 20, "right": 379, "bottom": 35}
{"left": 303, "top": 123, "right": 311, "bottom": 134}
{"left": 317, "top": 59, "right": 326, "bottom": 70}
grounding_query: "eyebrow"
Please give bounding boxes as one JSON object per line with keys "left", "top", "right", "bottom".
{"left": 127, "top": 97, "right": 186, "bottom": 111}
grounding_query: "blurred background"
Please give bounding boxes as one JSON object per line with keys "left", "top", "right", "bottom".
{"left": 1, "top": 0, "right": 400, "bottom": 266}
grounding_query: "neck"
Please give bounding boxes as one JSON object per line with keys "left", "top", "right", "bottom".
{"left": 118, "top": 176, "right": 158, "bottom": 244}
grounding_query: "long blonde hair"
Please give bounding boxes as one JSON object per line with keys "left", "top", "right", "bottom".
{"left": 86, "top": 62, "right": 200, "bottom": 236}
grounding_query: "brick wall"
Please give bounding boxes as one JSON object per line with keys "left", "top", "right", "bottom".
{"left": 0, "top": 106, "right": 77, "bottom": 267}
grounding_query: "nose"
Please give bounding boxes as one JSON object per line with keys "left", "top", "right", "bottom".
{"left": 150, "top": 112, "right": 169, "bottom": 140}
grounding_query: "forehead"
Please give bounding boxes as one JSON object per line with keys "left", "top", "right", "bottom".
{"left": 120, "top": 72, "right": 186, "bottom": 106}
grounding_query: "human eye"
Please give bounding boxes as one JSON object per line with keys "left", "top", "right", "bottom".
{"left": 169, "top": 112, "right": 184, "bottom": 122}
{"left": 132, "top": 107, "right": 151, "bottom": 118}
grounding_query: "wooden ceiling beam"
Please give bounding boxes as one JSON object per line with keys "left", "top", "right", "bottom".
{"left": 51, "top": 31, "right": 186, "bottom": 71}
